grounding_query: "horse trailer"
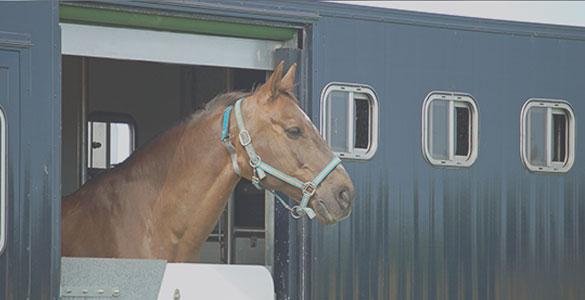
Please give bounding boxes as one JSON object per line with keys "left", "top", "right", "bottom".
{"left": 1, "top": 1, "right": 584, "bottom": 299}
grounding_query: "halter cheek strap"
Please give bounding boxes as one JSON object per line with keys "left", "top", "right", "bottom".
{"left": 221, "top": 98, "right": 342, "bottom": 219}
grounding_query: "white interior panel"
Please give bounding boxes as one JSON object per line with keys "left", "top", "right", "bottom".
{"left": 157, "top": 263, "right": 274, "bottom": 300}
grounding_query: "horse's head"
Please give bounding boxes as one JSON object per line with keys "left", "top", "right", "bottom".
{"left": 232, "top": 62, "right": 354, "bottom": 224}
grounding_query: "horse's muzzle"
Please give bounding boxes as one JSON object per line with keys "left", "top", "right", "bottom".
{"left": 314, "top": 184, "right": 354, "bottom": 224}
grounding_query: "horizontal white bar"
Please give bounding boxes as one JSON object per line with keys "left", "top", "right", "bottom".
{"left": 61, "top": 23, "right": 282, "bottom": 70}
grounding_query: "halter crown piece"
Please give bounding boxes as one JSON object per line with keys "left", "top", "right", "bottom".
{"left": 221, "top": 98, "right": 342, "bottom": 219}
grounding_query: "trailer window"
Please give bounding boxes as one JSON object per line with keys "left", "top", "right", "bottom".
{"left": 320, "top": 83, "right": 378, "bottom": 160}
{"left": 521, "top": 99, "right": 575, "bottom": 173}
{"left": 422, "top": 91, "right": 479, "bottom": 168}
{"left": 0, "top": 108, "right": 5, "bottom": 254}
{"left": 88, "top": 114, "right": 135, "bottom": 170}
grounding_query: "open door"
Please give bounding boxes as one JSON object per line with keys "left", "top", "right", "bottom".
{"left": 0, "top": 2, "right": 61, "bottom": 299}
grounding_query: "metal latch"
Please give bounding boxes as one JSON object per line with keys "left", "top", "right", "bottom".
{"left": 61, "top": 286, "right": 120, "bottom": 298}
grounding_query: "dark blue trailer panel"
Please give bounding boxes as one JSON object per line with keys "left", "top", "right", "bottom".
{"left": 308, "top": 3, "right": 585, "bottom": 300}
{"left": 0, "top": 2, "right": 61, "bottom": 300}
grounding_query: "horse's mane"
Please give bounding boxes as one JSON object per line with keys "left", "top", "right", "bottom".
{"left": 105, "top": 85, "right": 296, "bottom": 174}
{"left": 204, "top": 90, "right": 256, "bottom": 112}
{"left": 201, "top": 84, "right": 297, "bottom": 115}
{"left": 109, "top": 89, "right": 257, "bottom": 171}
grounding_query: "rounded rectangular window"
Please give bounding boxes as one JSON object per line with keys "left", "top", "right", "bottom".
{"left": 520, "top": 99, "right": 575, "bottom": 173}
{"left": 320, "top": 83, "right": 379, "bottom": 160}
{"left": 422, "top": 91, "right": 479, "bottom": 168}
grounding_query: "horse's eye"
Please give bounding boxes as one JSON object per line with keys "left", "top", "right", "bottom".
{"left": 286, "top": 126, "right": 302, "bottom": 138}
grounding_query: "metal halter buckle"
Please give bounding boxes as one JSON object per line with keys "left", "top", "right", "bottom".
{"left": 302, "top": 182, "right": 317, "bottom": 196}
{"left": 249, "top": 155, "right": 262, "bottom": 168}
{"left": 291, "top": 206, "right": 304, "bottom": 219}
{"left": 239, "top": 130, "right": 251, "bottom": 146}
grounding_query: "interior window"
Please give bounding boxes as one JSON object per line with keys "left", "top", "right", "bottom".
{"left": 88, "top": 114, "right": 135, "bottom": 170}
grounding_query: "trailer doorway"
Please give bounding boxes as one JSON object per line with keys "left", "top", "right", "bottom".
{"left": 60, "top": 16, "right": 295, "bottom": 266}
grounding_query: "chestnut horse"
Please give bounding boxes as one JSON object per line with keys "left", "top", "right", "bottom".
{"left": 61, "top": 62, "right": 354, "bottom": 262}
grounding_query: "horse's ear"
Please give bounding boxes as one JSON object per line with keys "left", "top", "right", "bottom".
{"left": 258, "top": 61, "right": 284, "bottom": 101}
{"left": 281, "top": 63, "right": 296, "bottom": 90}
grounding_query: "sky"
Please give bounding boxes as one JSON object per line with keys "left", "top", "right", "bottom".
{"left": 330, "top": 1, "right": 585, "bottom": 28}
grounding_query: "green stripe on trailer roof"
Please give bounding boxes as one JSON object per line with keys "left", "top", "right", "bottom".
{"left": 60, "top": 5, "right": 296, "bottom": 41}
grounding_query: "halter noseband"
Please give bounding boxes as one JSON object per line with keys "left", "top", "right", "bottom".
{"left": 220, "top": 98, "right": 342, "bottom": 219}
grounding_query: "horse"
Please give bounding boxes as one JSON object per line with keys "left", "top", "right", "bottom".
{"left": 61, "top": 62, "right": 355, "bottom": 263}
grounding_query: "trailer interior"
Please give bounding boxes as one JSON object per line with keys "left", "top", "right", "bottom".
{"left": 61, "top": 55, "right": 271, "bottom": 265}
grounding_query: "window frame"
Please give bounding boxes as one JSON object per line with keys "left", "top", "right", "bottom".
{"left": 422, "top": 91, "right": 479, "bottom": 168}
{"left": 520, "top": 98, "right": 576, "bottom": 173}
{"left": 320, "top": 82, "right": 379, "bottom": 160}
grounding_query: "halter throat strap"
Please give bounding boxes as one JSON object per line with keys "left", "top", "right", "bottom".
{"left": 220, "top": 98, "right": 342, "bottom": 219}
{"left": 220, "top": 106, "right": 241, "bottom": 176}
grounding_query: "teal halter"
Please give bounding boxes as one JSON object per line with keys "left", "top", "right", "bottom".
{"left": 221, "top": 98, "right": 342, "bottom": 219}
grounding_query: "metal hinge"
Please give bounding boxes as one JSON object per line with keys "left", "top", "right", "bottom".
{"left": 60, "top": 286, "right": 120, "bottom": 298}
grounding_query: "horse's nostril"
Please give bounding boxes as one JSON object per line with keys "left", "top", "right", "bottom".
{"left": 337, "top": 188, "right": 352, "bottom": 210}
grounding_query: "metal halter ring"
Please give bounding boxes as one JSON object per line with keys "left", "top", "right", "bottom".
{"left": 249, "top": 155, "right": 262, "bottom": 168}
{"left": 302, "top": 182, "right": 317, "bottom": 196}
{"left": 239, "top": 130, "right": 252, "bottom": 146}
{"left": 291, "top": 206, "right": 305, "bottom": 219}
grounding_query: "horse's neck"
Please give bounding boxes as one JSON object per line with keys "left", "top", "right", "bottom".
{"left": 127, "top": 109, "right": 240, "bottom": 261}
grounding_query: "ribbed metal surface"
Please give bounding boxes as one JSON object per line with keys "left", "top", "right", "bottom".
{"left": 310, "top": 10, "right": 585, "bottom": 300}
{"left": 313, "top": 167, "right": 585, "bottom": 299}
